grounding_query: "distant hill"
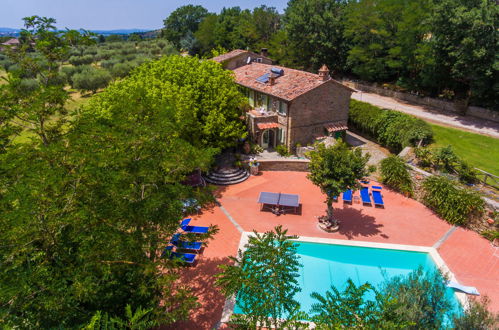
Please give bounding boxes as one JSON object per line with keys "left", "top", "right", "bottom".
{"left": 90, "top": 29, "right": 152, "bottom": 35}
{"left": 0, "top": 27, "right": 156, "bottom": 37}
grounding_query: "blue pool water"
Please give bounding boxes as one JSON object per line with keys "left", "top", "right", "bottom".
{"left": 234, "top": 241, "right": 461, "bottom": 317}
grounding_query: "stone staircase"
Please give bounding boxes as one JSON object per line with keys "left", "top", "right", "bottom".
{"left": 204, "top": 167, "right": 250, "bottom": 185}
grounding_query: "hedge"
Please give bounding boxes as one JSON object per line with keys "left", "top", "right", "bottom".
{"left": 380, "top": 155, "right": 413, "bottom": 196}
{"left": 422, "top": 176, "right": 484, "bottom": 226}
{"left": 349, "top": 100, "right": 433, "bottom": 152}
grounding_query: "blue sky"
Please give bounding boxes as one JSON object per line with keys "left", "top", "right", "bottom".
{"left": 1, "top": 0, "right": 289, "bottom": 30}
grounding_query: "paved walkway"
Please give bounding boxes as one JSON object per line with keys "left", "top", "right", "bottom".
{"left": 352, "top": 91, "right": 499, "bottom": 138}
{"left": 168, "top": 172, "right": 499, "bottom": 329}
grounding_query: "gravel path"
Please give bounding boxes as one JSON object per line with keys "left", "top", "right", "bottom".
{"left": 352, "top": 91, "right": 499, "bottom": 139}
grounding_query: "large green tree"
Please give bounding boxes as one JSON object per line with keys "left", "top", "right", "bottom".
{"left": 284, "top": 0, "right": 349, "bottom": 72}
{"left": 344, "top": 0, "right": 432, "bottom": 82}
{"left": 162, "top": 5, "right": 208, "bottom": 48}
{"left": 427, "top": 0, "right": 498, "bottom": 109}
{"left": 216, "top": 226, "right": 305, "bottom": 329}
{"left": 89, "top": 55, "right": 247, "bottom": 149}
{"left": 308, "top": 141, "right": 370, "bottom": 226}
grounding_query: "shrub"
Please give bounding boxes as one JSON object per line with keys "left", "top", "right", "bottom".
{"left": 276, "top": 144, "right": 290, "bottom": 157}
{"left": 349, "top": 100, "right": 433, "bottom": 152}
{"left": 433, "top": 145, "right": 459, "bottom": 172}
{"left": 72, "top": 67, "right": 112, "bottom": 93}
{"left": 110, "top": 62, "right": 133, "bottom": 78}
{"left": 380, "top": 155, "right": 413, "bottom": 195}
{"left": 100, "top": 58, "right": 119, "bottom": 69}
{"left": 481, "top": 230, "right": 499, "bottom": 242}
{"left": 68, "top": 55, "right": 94, "bottom": 66}
{"left": 456, "top": 161, "right": 479, "bottom": 184}
{"left": 422, "top": 176, "right": 484, "bottom": 225}
{"left": 18, "top": 78, "right": 39, "bottom": 94}
{"left": 414, "top": 147, "right": 433, "bottom": 168}
{"left": 453, "top": 297, "right": 499, "bottom": 329}
{"left": 250, "top": 143, "right": 263, "bottom": 154}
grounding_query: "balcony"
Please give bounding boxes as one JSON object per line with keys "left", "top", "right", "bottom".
{"left": 247, "top": 108, "right": 278, "bottom": 119}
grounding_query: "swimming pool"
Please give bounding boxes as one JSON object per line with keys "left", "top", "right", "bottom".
{"left": 233, "top": 239, "right": 462, "bottom": 317}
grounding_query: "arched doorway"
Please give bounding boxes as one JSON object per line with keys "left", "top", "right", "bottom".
{"left": 261, "top": 129, "right": 275, "bottom": 149}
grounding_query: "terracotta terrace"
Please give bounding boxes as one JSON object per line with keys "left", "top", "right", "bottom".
{"left": 167, "top": 171, "right": 499, "bottom": 329}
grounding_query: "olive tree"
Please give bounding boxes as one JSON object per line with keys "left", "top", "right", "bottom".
{"left": 308, "top": 141, "right": 370, "bottom": 227}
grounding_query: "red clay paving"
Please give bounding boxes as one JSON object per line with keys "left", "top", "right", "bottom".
{"left": 168, "top": 171, "right": 499, "bottom": 329}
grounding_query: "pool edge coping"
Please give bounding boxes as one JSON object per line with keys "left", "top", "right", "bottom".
{"left": 219, "top": 232, "right": 467, "bottom": 325}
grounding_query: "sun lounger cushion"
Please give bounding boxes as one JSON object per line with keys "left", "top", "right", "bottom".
{"left": 180, "top": 218, "right": 209, "bottom": 234}
{"left": 163, "top": 246, "right": 197, "bottom": 263}
{"left": 447, "top": 281, "right": 480, "bottom": 295}
{"left": 371, "top": 186, "right": 383, "bottom": 190}
{"left": 343, "top": 190, "right": 353, "bottom": 202}
{"left": 372, "top": 190, "right": 384, "bottom": 206}
{"left": 171, "top": 233, "right": 202, "bottom": 250}
{"left": 360, "top": 187, "right": 371, "bottom": 204}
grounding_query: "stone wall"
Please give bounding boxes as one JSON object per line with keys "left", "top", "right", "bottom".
{"left": 344, "top": 80, "right": 499, "bottom": 123}
{"left": 288, "top": 81, "right": 352, "bottom": 147}
{"left": 256, "top": 159, "right": 310, "bottom": 171}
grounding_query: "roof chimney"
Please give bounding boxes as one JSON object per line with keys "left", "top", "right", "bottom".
{"left": 269, "top": 73, "right": 277, "bottom": 86}
{"left": 318, "top": 64, "right": 330, "bottom": 82}
{"left": 261, "top": 48, "right": 268, "bottom": 57}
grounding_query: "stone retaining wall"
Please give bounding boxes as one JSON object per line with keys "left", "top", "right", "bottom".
{"left": 254, "top": 159, "right": 310, "bottom": 172}
{"left": 343, "top": 80, "right": 499, "bottom": 123}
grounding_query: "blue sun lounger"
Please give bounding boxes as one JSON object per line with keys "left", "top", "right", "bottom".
{"left": 171, "top": 233, "right": 202, "bottom": 251}
{"left": 163, "top": 246, "right": 197, "bottom": 264}
{"left": 447, "top": 281, "right": 480, "bottom": 295}
{"left": 372, "top": 190, "right": 384, "bottom": 207}
{"left": 180, "top": 218, "right": 209, "bottom": 234}
{"left": 360, "top": 187, "right": 372, "bottom": 205}
{"left": 342, "top": 190, "right": 353, "bottom": 203}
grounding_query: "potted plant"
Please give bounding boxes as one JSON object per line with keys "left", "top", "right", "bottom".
{"left": 248, "top": 157, "right": 260, "bottom": 175}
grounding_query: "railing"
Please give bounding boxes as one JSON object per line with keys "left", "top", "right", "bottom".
{"left": 475, "top": 168, "right": 499, "bottom": 188}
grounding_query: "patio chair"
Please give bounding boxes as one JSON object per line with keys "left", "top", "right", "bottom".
{"left": 170, "top": 233, "right": 203, "bottom": 251}
{"left": 360, "top": 187, "right": 372, "bottom": 205}
{"left": 180, "top": 218, "right": 209, "bottom": 234}
{"left": 342, "top": 189, "right": 353, "bottom": 203}
{"left": 447, "top": 281, "right": 480, "bottom": 295}
{"left": 162, "top": 246, "right": 197, "bottom": 264}
{"left": 372, "top": 190, "right": 384, "bottom": 207}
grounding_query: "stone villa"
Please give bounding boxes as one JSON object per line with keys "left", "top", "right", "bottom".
{"left": 212, "top": 49, "right": 354, "bottom": 150}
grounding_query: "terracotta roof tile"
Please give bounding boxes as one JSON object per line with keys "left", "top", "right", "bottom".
{"left": 233, "top": 63, "right": 353, "bottom": 101}
{"left": 325, "top": 122, "right": 348, "bottom": 132}
{"left": 256, "top": 122, "right": 280, "bottom": 130}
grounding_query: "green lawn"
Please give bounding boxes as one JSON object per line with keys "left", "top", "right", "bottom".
{"left": 430, "top": 124, "right": 499, "bottom": 176}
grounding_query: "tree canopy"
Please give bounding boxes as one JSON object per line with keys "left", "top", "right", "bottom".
{"left": 216, "top": 226, "right": 304, "bottom": 329}
{"left": 307, "top": 141, "right": 370, "bottom": 223}
{"left": 162, "top": 5, "right": 209, "bottom": 48}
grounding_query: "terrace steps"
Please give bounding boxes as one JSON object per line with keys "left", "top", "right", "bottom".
{"left": 204, "top": 167, "right": 249, "bottom": 185}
